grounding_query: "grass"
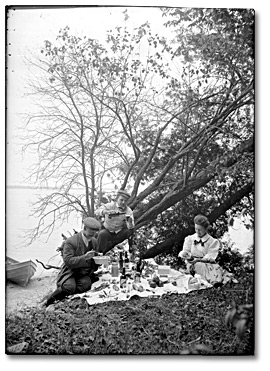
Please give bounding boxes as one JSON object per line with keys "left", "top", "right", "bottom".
{"left": 5, "top": 271, "right": 254, "bottom": 355}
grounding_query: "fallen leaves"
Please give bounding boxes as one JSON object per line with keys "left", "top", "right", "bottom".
{"left": 7, "top": 342, "right": 29, "bottom": 354}
{"left": 5, "top": 274, "right": 254, "bottom": 355}
{"left": 225, "top": 302, "right": 254, "bottom": 340}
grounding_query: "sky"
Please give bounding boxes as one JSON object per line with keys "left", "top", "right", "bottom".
{"left": 6, "top": 4, "right": 255, "bottom": 240}
{"left": 6, "top": 5, "right": 170, "bottom": 187}
{"left": 5, "top": 4, "right": 254, "bottom": 249}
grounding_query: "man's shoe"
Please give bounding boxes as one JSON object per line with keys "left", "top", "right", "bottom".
{"left": 90, "top": 273, "right": 99, "bottom": 284}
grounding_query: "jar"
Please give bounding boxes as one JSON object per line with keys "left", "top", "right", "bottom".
{"left": 111, "top": 262, "right": 119, "bottom": 277}
{"left": 175, "top": 275, "right": 187, "bottom": 288}
{"left": 188, "top": 276, "right": 201, "bottom": 290}
{"left": 103, "top": 256, "right": 109, "bottom": 269}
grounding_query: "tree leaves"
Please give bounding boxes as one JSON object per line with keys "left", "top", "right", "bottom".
{"left": 22, "top": 9, "right": 254, "bottom": 255}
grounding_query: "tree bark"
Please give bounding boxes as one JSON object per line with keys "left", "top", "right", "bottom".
{"left": 132, "top": 136, "right": 254, "bottom": 227}
{"left": 108, "top": 137, "right": 254, "bottom": 252}
{"left": 140, "top": 180, "right": 253, "bottom": 259}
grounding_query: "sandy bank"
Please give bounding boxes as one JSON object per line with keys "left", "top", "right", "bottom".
{"left": 5, "top": 272, "right": 58, "bottom": 314}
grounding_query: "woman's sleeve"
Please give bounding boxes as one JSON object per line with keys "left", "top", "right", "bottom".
{"left": 204, "top": 238, "right": 220, "bottom": 260}
{"left": 178, "top": 236, "right": 192, "bottom": 258}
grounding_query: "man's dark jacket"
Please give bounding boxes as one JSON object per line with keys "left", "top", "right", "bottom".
{"left": 57, "top": 232, "right": 98, "bottom": 287}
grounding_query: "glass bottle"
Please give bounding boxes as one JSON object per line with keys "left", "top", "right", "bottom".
{"left": 126, "top": 278, "right": 132, "bottom": 293}
{"left": 129, "top": 246, "right": 135, "bottom": 263}
{"left": 119, "top": 251, "right": 124, "bottom": 273}
{"left": 136, "top": 258, "right": 144, "bottom": 273}
{"left": 135, "top": 272, "right": 141, "bottom": 283}
{"left": 111, "top": 260, "right": 119, "bottom": 277}
{"left": 120, "top": 267, "right": 127, "bottom": 289}
{"left": 124, "top": 251, "right": 130, "bottom": 272}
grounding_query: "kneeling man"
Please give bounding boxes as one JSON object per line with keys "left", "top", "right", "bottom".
{"left": 43, "top": 217, "right": 101, "bottom": 307}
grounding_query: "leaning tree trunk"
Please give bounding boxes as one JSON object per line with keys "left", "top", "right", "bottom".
{"left": 107, "top": 137, "right": 254, "bottom": 257}
{"left": 140, "top": 181, "right": 253, "bottom": 259}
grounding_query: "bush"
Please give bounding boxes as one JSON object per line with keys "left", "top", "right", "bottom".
{"left": 217, "top": 240, "right": 254, "bottom": 276}
{"left": 216, "top": 242, "right": 243, "bottom": 274}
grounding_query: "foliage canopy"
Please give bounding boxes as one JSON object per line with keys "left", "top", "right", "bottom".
{"left": 21, "top": 8, "right": 254, "bottom": 257}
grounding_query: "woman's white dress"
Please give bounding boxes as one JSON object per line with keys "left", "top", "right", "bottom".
{"left": 178, "top": 233, "right": 233, "bottom": 285}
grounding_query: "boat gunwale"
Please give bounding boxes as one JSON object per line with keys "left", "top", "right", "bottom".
{"left": 6, "top": 258, "right": 37, "bottom": 286}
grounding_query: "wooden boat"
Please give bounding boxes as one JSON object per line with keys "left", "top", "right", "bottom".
{"left": 6, "top": 257, "right": 37, "bottom": 287}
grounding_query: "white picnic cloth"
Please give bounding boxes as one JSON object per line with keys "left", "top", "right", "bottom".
{"left": 74, "top": 268, "right": 212, "bottom": 306}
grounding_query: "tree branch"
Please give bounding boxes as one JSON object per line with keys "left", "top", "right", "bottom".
{"left": 141, "top": 180, "right": 254, "bottom": 259}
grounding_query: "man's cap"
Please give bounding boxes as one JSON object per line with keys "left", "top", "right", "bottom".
{"left": 117, "top": 189, "right": 131, "bottom": 199}
{"left": 82, "top": 217, "right": 101, "bottom": 230}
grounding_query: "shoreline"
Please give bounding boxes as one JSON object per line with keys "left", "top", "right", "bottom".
{"left": 5, "top": 272, "right": 58, "bottom": 315}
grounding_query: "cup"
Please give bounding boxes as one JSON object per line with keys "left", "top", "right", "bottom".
{"left": 103, "top": 257, "right": 109, "bottom": 269}
{"left": 93, "top": 256, "right": 108, "bottom": 266}
{"left": 188, "top": 277, "right": 201, "bottom": 290}
{"left": 175, "top": 275, "right": 187, "bottom": 288}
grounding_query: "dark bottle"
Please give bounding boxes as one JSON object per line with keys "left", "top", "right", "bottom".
{"left": 136, "top": 259, "right": 144, "bottom": 273}
{"left": 119, "top": 251, "right": 124, "bottom": 273}
{"left": 129, "top": 246, "right": 135, "bottom": 263}
{"left": 120, "top": 267, "right": 127, "bottom": 289}
{"left": 124, "top": 251, "right": 130, "bottom": 272}
{"left": 135, "top": 272, "right": 141, "bottom": 283}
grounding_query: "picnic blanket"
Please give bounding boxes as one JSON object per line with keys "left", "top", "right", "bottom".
{"left": 74, "top": 267, "right": 213, "bottom": 306}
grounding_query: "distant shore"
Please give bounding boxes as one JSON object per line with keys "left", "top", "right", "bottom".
{"left": 7, "top": 184, "right": 85, "bottom": 191}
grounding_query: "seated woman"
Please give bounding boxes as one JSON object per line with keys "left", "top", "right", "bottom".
{"left": 178, "top": 214, "right": 234, "bottom": 286}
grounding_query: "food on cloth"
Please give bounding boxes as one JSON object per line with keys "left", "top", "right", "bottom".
{"left": 92, "top": 282, "right": 110, "bottom": 291}
{"left": 132, "top": 283, "right": 144, "bottom": 292}
{"left": 151, "top": 275, "right": 164, "bottom": 287}
{"left": 152, "top": 275, "right": 160, "bottom": 283}
{"left": 133, "top": 283, "right": 139, "bottom": 290}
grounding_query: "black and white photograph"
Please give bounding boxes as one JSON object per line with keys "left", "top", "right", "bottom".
{"left": 5, "top": 2, "right": 257, "bottom": 360}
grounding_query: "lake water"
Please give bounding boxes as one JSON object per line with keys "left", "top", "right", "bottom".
{"left": 6, "top": 186, "right": 253, "bottom": 278}
{"left": 6, "top": 186, "right": 84, "bottom": 277}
